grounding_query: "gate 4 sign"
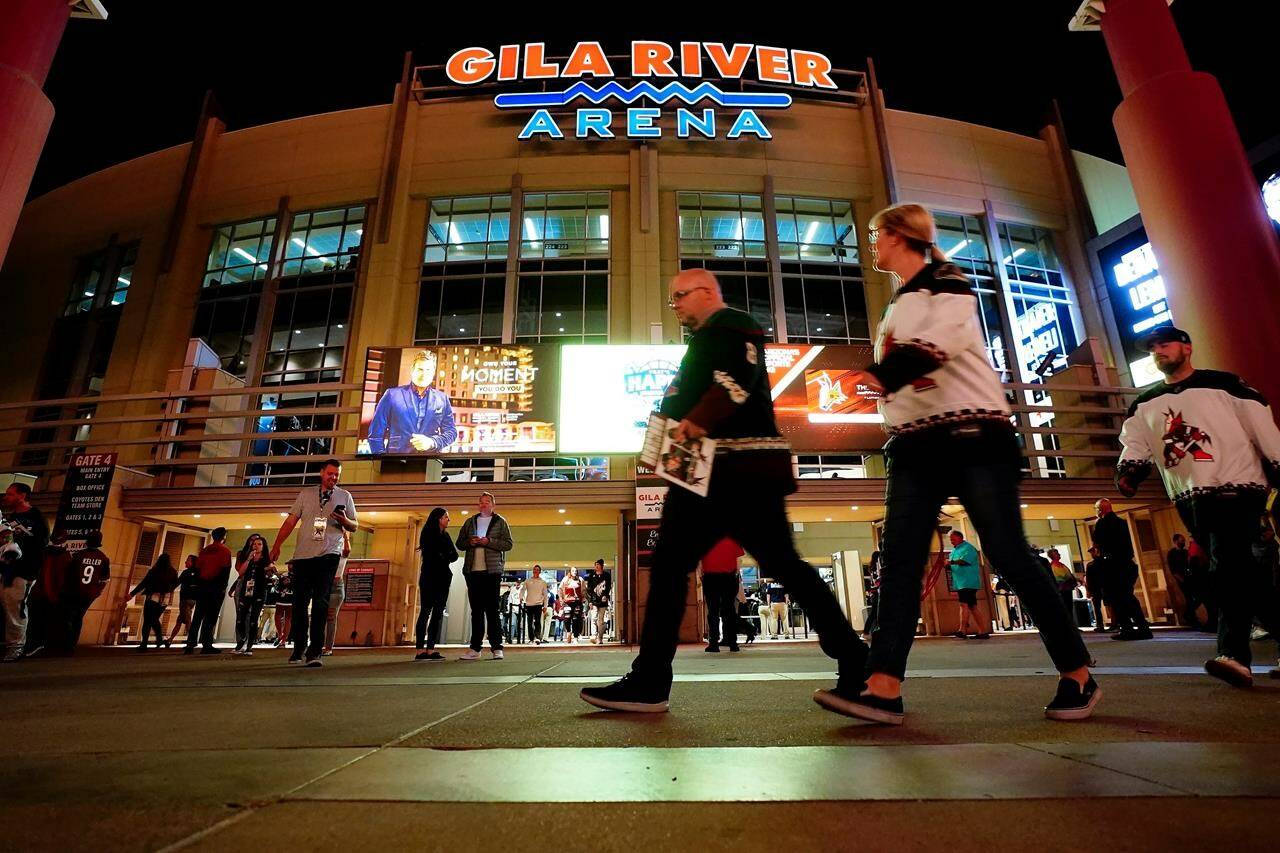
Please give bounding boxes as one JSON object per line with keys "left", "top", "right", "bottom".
{"left": 445, "top": 41, "right": 837, "bottom": 141}
{"left": 55, "top": 452, "right": 117, "bottom": 550}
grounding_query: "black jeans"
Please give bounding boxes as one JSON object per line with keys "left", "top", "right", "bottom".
{"left": 187, "top": 579, "right": 227, "bottom": 649}
{"left": 1177, "top": 491, "right": 1280, "bottom": 665}
{"left": 870, "top": 441, "right": 1089, "bottom": 681}
{"left": 1105, "top": 559, "right": 1149, "bottom": 633}
{"left": 291, "top": 554, "right": 339, "bottom": 659}
{"left": 416, "top": 575, "right": 450, "bottom": 649}
{"left": 525, "top": 604, "right": 544, "bottom": 641}
{"left": 703, "top": 572, "right": 739, "bottom": 648}
{"left": 237, "top": 598, "right": 264, "bottom": 651}
{"left": 464, "top": 572, "right": 502, "bottom": 652}
{"left": 141, "top": 599, "right": 166, "bottom": 647}
{"left": 633, "top": 486, "right": 866, "bottom": 687}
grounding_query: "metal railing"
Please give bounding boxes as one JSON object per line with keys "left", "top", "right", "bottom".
{"left": 0, "top": 378, "right": 1139, "bottom": 483}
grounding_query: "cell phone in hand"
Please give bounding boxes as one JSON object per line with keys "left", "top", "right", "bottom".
{"left": 334, "top": 504, "right": 346, "bottom": 516}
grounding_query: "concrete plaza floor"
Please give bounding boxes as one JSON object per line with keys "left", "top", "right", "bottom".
{"left": 2, "top": 629, "right": 1277, "bottom": 852}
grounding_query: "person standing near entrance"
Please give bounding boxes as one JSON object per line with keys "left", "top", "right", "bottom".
{"left": 1084, "top": 546, "right": 1110, "bottom": 632}
{"left": 165, "top": 555, "right": 200, "bottom": 649}
{"left": 453, "top": 492, "right": 513, "bottom": 660}
{"left": 700, "top": 538, "right": 744, "bottom": 653}
{"left": 1115, "top": 325, "right": 1280, "bottom": 686}
{"left": 130, "top": 552, "right": 177, "bottom": 652}
{"left": 816, "top": 203, "right": 1096, "bottom": 725}
{"left": 947, "top": 531, "right": 989, "bottom": 639}
{"left": 586, "top": 559, "right": 612, "bottom": 644}
{"left": 186, "top": 528, "right": 233, "bottom": 655}
{"left": 270, "top": 459, "right": 359, "bottom": 667}
{"left": 580, "top": 268, "right": 869, "bottom": 713}
{"left": 61, "top": 531, "right": 111, "bottom": 653}
{"left": 233, "top": 534, "right": 272, "bottom": 656}
{"left": 23, "top": 531, "right": 72, "bottom": 657}
{"left": 522, "top": 565, "right": 549, "bottom": 645}
{"left": 1047, "top": 549, "right": 1079, "bottom": 625}
{"left": 415, "top": 506, "right": 457, "bottom": 661}
{"left": 2, "top": 482, "right": 49, "bottom": 663}
{"left": 1092, "top": 499, "right": 1152, "bottom": 642}
{"left": 560, "top": 568, "right": 583, "bottom": 644}
{"left": 323, "top": 531, "right": 351, "bottom": 656}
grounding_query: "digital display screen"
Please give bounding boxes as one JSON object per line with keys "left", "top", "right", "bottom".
{"left": 558, "top": 345, "right": 686, "bottom": 453}
{"left": 1097, "top": 227, "right": 1173, "bottom": 387}
{"left": 359, "top": 345, "right": 559, "bottom": 456}
{"left": 557, "top": 343, "right": 885, "bottom": 453}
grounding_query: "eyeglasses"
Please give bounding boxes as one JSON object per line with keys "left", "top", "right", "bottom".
{"left": 666, "top": 286, "right": 709, "bottom": 308}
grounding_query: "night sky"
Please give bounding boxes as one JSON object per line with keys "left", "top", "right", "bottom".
{"left": 30, "top": 1, "right": 1279, "bottom": 199}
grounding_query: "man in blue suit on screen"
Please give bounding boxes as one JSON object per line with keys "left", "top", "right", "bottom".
{"left": 367, "top": 349, "right": 458, "bottom": 454}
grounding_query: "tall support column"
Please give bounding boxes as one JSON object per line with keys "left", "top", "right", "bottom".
{"left": 1097, "top": 0, "right": 1280, "bottom": 403}
{"left": 761, "top": 175, "right": 788, "bottom": 342}
{"left": 502, "top": 173, "right": 524, "bottom": 344}
{"left": 0, "top": 0, "right": 72, "bottom": 268}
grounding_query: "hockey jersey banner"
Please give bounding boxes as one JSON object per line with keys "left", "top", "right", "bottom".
{"left": 1116, "top": 369, "right": 1280, "bottom": 503}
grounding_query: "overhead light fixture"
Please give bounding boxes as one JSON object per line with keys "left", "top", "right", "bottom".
{"left": 850, "top": 506, "right": 859, "bottom": 511}
{"left": 1001, "top": 247, "right": 1027, "bottom": 263}
{"left": 564, "top": 520, "right": 572, "bottom": 525}
{"left": 558, "top": 508, "right": 566, "bottom": 513}
{"left": 279, "top": 512, "right": 287, "bottom": 518}
{"left": 233, "top": 247, "right": 257, "bottom": 263}
{"left": 193, "top": 514, "right": 201, "bottom": 519}
{"left": 1020, "top": 503, "right": 1029, "bottom": 509}
{"left": 117, "top": 277, "right": 130, "bottom": 286}
{"left": 449, "top": 221, "right": 464, "bottom": 246}
{"left": 291, "top": 237, "right": 321, "bottom": 257}
{"left": 244, "top": 524, "right": 251, "bottom": 529}
{"left": 824, "top": 517, "right": 832, "bottom": 522}
{"left": 944, "top": 239, "right": 968, "bottom": 258}
{"left": 524, "top": 217, "right": 539, "bottom": 241}
{"left": 599, "top": 214, "right": 609, "bottom": 235}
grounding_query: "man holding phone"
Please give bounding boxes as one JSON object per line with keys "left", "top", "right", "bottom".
{"left": 270, "top": 459, "right": 358, "bottom": 667}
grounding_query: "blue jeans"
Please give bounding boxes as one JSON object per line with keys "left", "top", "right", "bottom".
{"left": 869, "top": 426, "right": 1089, "bottom": 680}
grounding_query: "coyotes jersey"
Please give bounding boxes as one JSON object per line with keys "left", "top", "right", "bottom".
{"left": 869, "top": 262, "right": 1010, "bottom": 433}
{"left": 1117, "top": 370, "right": 1280, "bottom": 503}
{"left": 69, "top": 547, "right": 111, "bottom": 603}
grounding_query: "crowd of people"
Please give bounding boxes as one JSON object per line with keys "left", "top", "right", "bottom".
{"left": 3, "top": 204, "right": 1279, "bottom": 734}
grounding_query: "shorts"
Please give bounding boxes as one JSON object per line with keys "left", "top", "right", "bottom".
{"left": 177, "top": 599, "right": 196, "bottom": 626}
{"left": 957, "top": 588, "right": 978, "bottom": 607}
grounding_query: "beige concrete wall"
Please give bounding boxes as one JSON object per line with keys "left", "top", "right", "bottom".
{"left": 887, "top": 109, "right": 1067, "bottom": 227}
{"left": 1074, "top": 151, "right": 1140, "bottom": 234}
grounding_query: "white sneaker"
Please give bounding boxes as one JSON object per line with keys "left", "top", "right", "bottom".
{"left": 491, "top": 649, "right": 504, "bottom": 660}
{"left": 459, "top": 649, "right": 482, "bottom": 661}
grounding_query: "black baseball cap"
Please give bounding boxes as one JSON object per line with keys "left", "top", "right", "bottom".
{"left": 1140, "top": 325, "right": 1191, "bottom": 349}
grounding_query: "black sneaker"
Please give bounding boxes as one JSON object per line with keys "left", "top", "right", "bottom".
{"left": 182, "top": 646, "right": 195, "bottom": 655}
{"left": 1044, "top": 676, "right": 1102, "bottom": 720}
{"left": 288, "top": 653, "right": 304, "bottom": 664}
{"left": 579, "top": 674, "right": 670, "bottom": 713}
{"left": 200, "top": 647, "right": 221, "bottom": 655}
{"left": 704, "top": 644, "right": 720, "bottom": 653}
{"left": 1204, "top": 656, "right": 1253, "bottom": 688}
{"left": 305, "top": 657, "right": 322, "bottom": 668}
{"left": 813, "top": 683, "right": 905, "bottom": 725}
{"left": 972, "top": 633, "right": 992, "bottom": 640}
{"left": 728, "top": 645, "right": 741, "bottom": 653}
{"left": 951, "top": 631, "right": 967, "bottom": 639}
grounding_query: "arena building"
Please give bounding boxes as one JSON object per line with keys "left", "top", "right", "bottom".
{"left": 0, "top": 42, "right": 1185, "bottom": 648}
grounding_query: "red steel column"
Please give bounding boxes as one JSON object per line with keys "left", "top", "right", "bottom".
{"left": 0, "top": 0, "right": 72, "bottom": 268}
{"left": 1101, "top": 0, "right": 1280, "bottom": 404}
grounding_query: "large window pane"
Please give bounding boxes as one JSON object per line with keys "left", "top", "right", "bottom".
{"left": 775, "top": 195, "right": 866, "bottom": 343}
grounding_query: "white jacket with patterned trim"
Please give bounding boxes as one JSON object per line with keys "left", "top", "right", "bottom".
{"left": 868, "top": 262, "right": 1010, "bottom": 433}
{"left": 1116, "top": 369, "right": 1280, "bottom": 503}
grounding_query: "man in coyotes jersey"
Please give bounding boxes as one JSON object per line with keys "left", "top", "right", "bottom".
{"left": 1116, "top": 326, "right": 1280, "bottom": 686}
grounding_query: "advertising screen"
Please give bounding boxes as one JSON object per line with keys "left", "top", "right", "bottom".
{"left": 559, "top": 345, "right": 686, "bottom": 453}
{"left": 558, "top": 343, "right": 885, "bottom": 453}
{"left": 359, "top": 345, "right": 559, "bottom": 456}
{"left": 1097, "top": 226, "right": 1173, "bottom": 387}
{"left": 765, "top": 344, "right": 883, "bottom": 451}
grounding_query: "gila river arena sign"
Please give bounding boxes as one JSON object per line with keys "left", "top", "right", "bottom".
{"left": 444, "top": 41, "right": 838, "bottom": 140}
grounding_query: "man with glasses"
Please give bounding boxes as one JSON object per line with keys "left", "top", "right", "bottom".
{"left": 580, "top": 268, "right": 868, "bottom": 712}
{"left": 270, "top": 459, "right": 359, "bottom": 667}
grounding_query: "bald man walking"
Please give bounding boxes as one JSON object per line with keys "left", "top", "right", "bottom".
{"left": 580, "top": 269, "right": 868, "bottom": 712}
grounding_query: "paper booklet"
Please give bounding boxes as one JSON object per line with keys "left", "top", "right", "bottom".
{"left": 640, "top": 413, "right": 716, "bottom": 497}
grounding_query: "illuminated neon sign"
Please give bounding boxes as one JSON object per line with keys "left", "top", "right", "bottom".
{"left": 445, "top": 41, "right": 837, "bottom": 141}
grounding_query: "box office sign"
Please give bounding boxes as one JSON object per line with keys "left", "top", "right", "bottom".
{"left": 55, "top": 452, "right": 117, "bottom": 550}
{"left": 445, "top": 41, "right": 839, "bottom": 141}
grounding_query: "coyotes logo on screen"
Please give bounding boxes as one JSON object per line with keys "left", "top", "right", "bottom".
{"left": 1161, "top": 408, "right": 1213, "bottom": 467}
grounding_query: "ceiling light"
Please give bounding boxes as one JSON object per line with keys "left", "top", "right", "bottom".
{"left": 824, "top": 517, "right": 832, "bottom": 522}
{"left": 1020, "top": 503, "right": 1029, "bottom": 509}
{"left": 1001, "top": 247, "right": 1027, "bottom": 263}
{"left": 368, "top": 511, "right": 377, "bottom": 516}
{"left": 1047, "top": 515, "right": 1055, "bottom": 520}
{"left": 850, "top": 506, "right": 859, "bottom": 511}
{"left": 279, "top": 512, "right": 287, "bottom": 517}
{"left": 193, "top": 514, "right": 201, "bottom": 519}
{"left": 233, "top": 247, "right": 257, "bottom": 262}
{"left": 244, "top": 524, "right": 251, "bottom": 529}
{"left": 564, "top": 520, "right": 572, "bottom": 525}
{"left": 944, "top": 239, "right": 968, "bottom": 259}
{"left": 558, "top": 508, "right": 565, "bottom": 513}
{"left": 524, "top": 217, "right": 539, "bottom": 241}
{"left": 291, "top": 237, "right": 320, "bottom": 257}
{"left": 462, "top": 510, "right": 469, "bottom": 515}
{"left": 117, "top": 277, "right": 130, "bottom": 285}
{"left": 599, "top": 214, "right": 609, "bottom": 234}
{"left": 803, "top": 220, "right": 821, "bottom": 244}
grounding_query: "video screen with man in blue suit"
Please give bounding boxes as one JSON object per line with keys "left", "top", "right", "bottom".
{"left": 359, "top": 345, "right": 558, "bottom": 456}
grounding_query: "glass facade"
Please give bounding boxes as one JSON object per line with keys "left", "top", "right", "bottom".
{"left": 515, "top": 192, "right": 610, "bottom": 344}
{"left": 508, "top": 456, "right": 609, "bottom": 482}
{"left": 64, "top": 243, "right": 137, "bottom": 316}
{"left": 418, "top": 195, "right": 509, "bottom": 345}
{"left": 195, "top": 215, "right": 277, "bottom": 374}
{"left": 777, "top": 196, "right": 868, "bottom": 343}
{"left": 678, "top": 192, "right": 775, "bottom": 337}
{"left": 203, "top": 217, "right": 275, "bottom": 288}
